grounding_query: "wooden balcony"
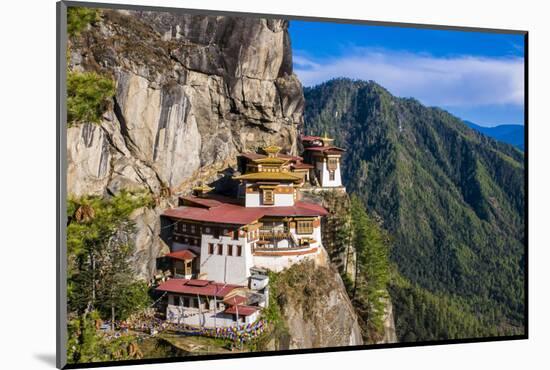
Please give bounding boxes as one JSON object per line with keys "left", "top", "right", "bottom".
{"left": 253, "top": 244, "right": 310, "bottom": 252}
{"left": 258, "top": 231, "right": 291, "bottom": 240}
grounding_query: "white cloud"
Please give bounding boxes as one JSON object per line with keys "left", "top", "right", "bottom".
{"left": 294, "top": 49, "right": 524, "bottom": 108}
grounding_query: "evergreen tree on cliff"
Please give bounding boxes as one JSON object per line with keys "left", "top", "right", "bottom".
{"left": 350, "top": 195, "right": 391, "bottom": 342}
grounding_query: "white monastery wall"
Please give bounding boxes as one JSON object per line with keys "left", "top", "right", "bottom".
{"left": 166, "top": 303, "right": 258, "bottom": 327}
{"left": 316, "top": 159, "right": 342, "bottom": 187}
{"left": 273, "top": 193, "right": 294, "bottom": 206}
{"left": 244, "top": 183, "right": 295, "bottom": 207}
{"left": 199, "top": 234, "right": 253, "bottom": 285}
{"left": 245, "top": 192, "right": 261, "bottom": 207}
{"left": 252, "top": 248, "right": 321, "bottom": 272}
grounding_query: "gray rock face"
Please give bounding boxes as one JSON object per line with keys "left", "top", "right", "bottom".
{"left": 266, "top": 259, "right": 363, "bottom": 350}
{"left": 67, "top": 10, "right": 303, "bottom": 278}
{"left": 68, "top": 10, "right": 303, "bottom": 198}
{"left": 67, "top": 123, "right": 111, "bottom": 196}
{"left": 377, "top": 297, "right": 398, "bottom": 344}
{"left": 129, "top": 206, "right": 170, "bottom": 280}
{"left": 283, "top": 270, "right": 364, "bottom": 349}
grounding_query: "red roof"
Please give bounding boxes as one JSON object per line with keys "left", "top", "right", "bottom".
{"left": 291, "top": 162, "right": 314, "bottom": 169}
{"left": 163, "top": 197, "right": 327, "bottom": 225}
{"left": 278, "top": 153, "right": 303, "bottom": 161}
{"left": 223, "top": 295, "right": 248, "bottom": 306}
{"left": 304, "top": 146, "right": 346, "bottom": 154}
{"left": 224, "top": 305, "right": 259, "bottom": 316}
{"left": 156, "top": 279, "right": 242, "bottom": 297}
{"left": 164, "top": 203, "right": 265, "bottom": 225}
{"left": 260, "top": 201, "right": 328, "bottom": 217}
{"left": 181, "top": 194, "right": 241, "bottom": 208}
{"left": 186, "top": 279, "right": 209, "bottom": 287}
{"left": 181, "top": 197, "right": 223, "bottom": 209}
{"left": 165, "top": 250, "right": 196, "bottom": 261}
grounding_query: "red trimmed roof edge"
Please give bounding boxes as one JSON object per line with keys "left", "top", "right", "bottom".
{"left": 162, "top": 197, "right": 327, "bottom": 224}
{"left": 165, "top": 250, "right": 197, "bottom": 261}
{"left": 156, "top": 278, "right": 243, "bottom": 297}
{"left": 224, "top": 305, "right": 259, "bottom": 316}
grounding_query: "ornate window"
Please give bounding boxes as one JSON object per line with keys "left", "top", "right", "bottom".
{"left": 296, "top": 220, "right": 313, "bottom": 234}
{"left": 327, "top": 158, "right": 338, "bottom": 171}
{"left": 236, "top": 245, "right": 242, "bottom": 257}
{"left": 263, "top": 189, "right": 274, "bottom": 205}
{"left": 217, "top": 244, "right": 223, "bottom": 255}
{"left": 208, "top": 243, "right": 214, "bottom": 254}
{"left": 227, "top": 245, "right": 233, "bottom": 256}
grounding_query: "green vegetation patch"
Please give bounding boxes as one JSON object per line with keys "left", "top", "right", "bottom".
{"left": 66, "top": 190, "right": 154, "bottom": 364}
{"left": 67, "top": 311, "right": 143, "bottom": 364}
{"left": 67, "top": 71, "right": 115, "bottom": 126}
{"left": 250, "top": 270, "right": 290, "bottom": 351}
{"left": 68, "top": 7, "right": 100, "bottom": 37}
{"left": 387, "top": 270, "right": 518, "bottom": 342}
{"left": 348, "top": 195, "right": 391, "bottom": 343}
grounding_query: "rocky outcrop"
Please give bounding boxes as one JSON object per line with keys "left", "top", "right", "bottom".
{"left": 68, "top": 9, "right": 303, "bottom": 198}
{"left": 67, "top": 10, "right": 304, "bottom": 278}
{"left": 267, "top": 259, "right": 363, "bottom": 349}
{"left": 377, "top": 297, "right": 398, "bottom": 344}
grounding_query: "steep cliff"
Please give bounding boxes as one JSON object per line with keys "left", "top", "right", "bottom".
{"left": 68, "top": 9, "right": 303, "bottom": 197}
{"left": 263, "top": 259, "right": 363, "bottom": 350}
{"left": 67, "top": 9, "right": 304, "bottom": 279}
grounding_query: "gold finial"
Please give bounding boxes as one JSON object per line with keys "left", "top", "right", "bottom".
{"left": 262, "top": 145, "right": 282, "bottom": 158}
{"left": 192, "top": 184, "right": 213, "bottom": 197}
{"left": 321, "top": 131, "right": 334, "bottom": 146}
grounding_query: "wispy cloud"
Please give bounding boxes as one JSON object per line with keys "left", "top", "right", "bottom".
{"left": 294, "top": 49, "right": 524, "bottom": 108}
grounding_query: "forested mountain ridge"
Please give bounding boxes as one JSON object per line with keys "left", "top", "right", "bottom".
{"left": 464, "top": 121, "right": 525, "bottom": 151}
{"left": 303, "top": 78, "right": 525, "bottom": 339}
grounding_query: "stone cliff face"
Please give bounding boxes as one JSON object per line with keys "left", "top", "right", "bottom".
{"left": 282, "top": 270, "right": 364, "bottom": 348}
{"left": 265, "top": 259, "right": 363, "bottom": 349}
{"left": 378, "top": 298, "right": 398, "bottom": 344}
{"left": 68, "top": 9, "right": 303, "bottom": 198}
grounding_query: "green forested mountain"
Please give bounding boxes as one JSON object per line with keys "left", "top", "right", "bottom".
{"left": 303, "top": 78, "right": 525, "bottom": 340}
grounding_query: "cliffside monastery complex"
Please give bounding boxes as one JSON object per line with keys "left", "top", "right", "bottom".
{"left": 155, "top": 135, "right": 345, "bottom": 328}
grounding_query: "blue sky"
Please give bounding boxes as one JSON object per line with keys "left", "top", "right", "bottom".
{"left": 289, "top": 21, "right": 525, "bottom": 127}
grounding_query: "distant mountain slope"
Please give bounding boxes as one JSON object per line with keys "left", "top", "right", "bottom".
{"left": 303, "top": 78, "right": 525, "bottom": 339}
{"left": 464, "top": 121, "right": 524, "bottom": 151}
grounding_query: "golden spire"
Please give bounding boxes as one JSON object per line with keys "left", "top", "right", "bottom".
{"left": 262, "top": 145, "right": 282, "bottom": 158}
{"left": 321, "top": 131, "right": 334, "bottom": 146}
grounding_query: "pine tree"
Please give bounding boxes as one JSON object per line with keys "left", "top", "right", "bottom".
{"left": 349, "top": 195, "right": 391, "bottom": 342}
{"left": 67, "top": 191, "right": 152, "bottom": 320}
